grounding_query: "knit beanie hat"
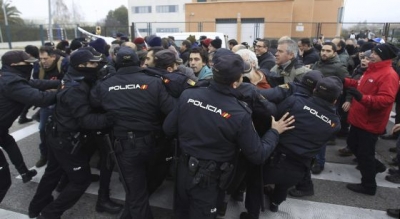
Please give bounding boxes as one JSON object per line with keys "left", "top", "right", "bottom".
{"left": 373, "top": 43, "right": 399, "bottom": 61}
{"left": 89, "top": 38, "right": 107, "bottom": 55}
{"left": 147, "top": 35, "right": 162, "bottom": 48}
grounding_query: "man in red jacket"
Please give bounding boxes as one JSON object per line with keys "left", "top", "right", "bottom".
{"left": 345, "top": 43, "right": 399, "bottom": 195}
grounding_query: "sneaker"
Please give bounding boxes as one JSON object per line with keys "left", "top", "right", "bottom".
{"left": 389, "top": 147, "right": 398, "bottom": 153}
{"left": 385, "top": 174, "right": 400, "bottom": 184}
{"left": 387, "top": 209, "right": 400, "bottom": 218}
{"left": 288, "top": 188, "right": 314, "bottom": 197}
{"left": 21, "top": 169, "right": 37, "bottom": 183}
{"left": 346, "top": 183, "right": 376, "bottom": 196}
{"left": 35, "top": 156, "right": 47, "bottom": 168}
{"left": 18, "top": 117, "right": 33, "bottom": 124}
{"left": 269, "top": 202, "right": 279, "bottom": 212}
{"left": 338, "top": 147, "right": 353, "bottom": 157}
{"left": 388, "top": 168, "right": 399, "bottom": 175}
{"left": 311, "top": 163, "right": 324, "bottom": 174}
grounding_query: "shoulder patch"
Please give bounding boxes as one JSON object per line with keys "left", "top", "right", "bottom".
{"left": 278, "top": 83, "right": 290, "bottom": 89}
{"left": 186, "top": 79, "right": 196, "bottom": 86}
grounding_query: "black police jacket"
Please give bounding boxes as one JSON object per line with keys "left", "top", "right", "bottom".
{"left": 0, "top": 70, "right": 57, "bottom": 131}
{"left": 163, "top": 81, "right": 279, "bottom": 164}
{"left": 143, "top": 67, "right": 196, "bottom": 98}
{"left": 276, "top": 94, "right": 340, "bottom": 162}
{"left": 91, "top": 66, "right": 176, "bottom": 134}
{"left": 53, "top": 70, "right": 110, "bottom": 133}
{"left": 259, "top": 82, "right": 312, "bottom": 104}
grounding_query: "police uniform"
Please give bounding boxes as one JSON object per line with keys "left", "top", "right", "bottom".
{"left": 0, "top": 51, "right": 57, "bottom": 197}
{"left": 243, "top": 77, "right": 341, "bottom": 219}
{"left": 163, "top": 54, "right": 281, "bottom": 219}
{"left": 29, "top": 50, "right": 110, "bottom": 219}
{"left": 90, "top": 47, "right": 175, "bottom": 219}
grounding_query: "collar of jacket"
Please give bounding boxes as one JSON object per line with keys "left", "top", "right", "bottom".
{"left": 209, "top": 80, "right": 243, "bottom": 99}
{"left": 1, "top": 65, "right": 25, "bottom": 77}
{"left": 320, "top": 55, "right": 340, "bottom": 64}
{"left": 278, "top": 58, "right": 297, "bottom": 75}
{"left": 65, "top": 69, "right": 84, "bottom": 81}
{"left": 116, "top": 66, "right": 143, "bottom": 75}
{"left": 311, "top": 96, "right": 337, "bottom": 112}
{"left": 367, "top": 59, "right": 393, "bottom": 71}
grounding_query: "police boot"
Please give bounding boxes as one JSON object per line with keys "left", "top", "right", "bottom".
{"left": 96, "top": 189, "right": 123, "bottom": 214}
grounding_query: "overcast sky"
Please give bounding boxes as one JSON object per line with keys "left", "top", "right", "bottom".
{"left": 9, "top": 0, "right": 400, "bottom": 23}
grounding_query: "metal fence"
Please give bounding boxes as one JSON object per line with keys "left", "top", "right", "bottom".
{"left": 2, "top": 22, "right": 400, "bottom": 48}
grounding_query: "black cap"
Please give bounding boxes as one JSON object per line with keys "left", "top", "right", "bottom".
{"left": 301, "top": 70, "right": 323, "bottom": 89}
{"left": 373, "top": 43, "right": 399, "bottom": 61}
{"left": 154, "top": 49, "right": 178, "bottom": 69}
{"left": 116, "top": 46, "right": 140, "bottom": 67}
{"left": 70, "top": 50, "right": 101, "bottom": 67}
{"left": 77, "top": 46, "right": 102, "bottom": 58}
{"left": 212, "top": 54, "right": 245, "bottom": 85}
{"left": 211, "top": 38, "right": 222, "bottom": 49}
{"left": 314, "top": 76, "right": 343, "bottom": 102}
{"left": 1, "top": 50, "right": 38, "bottom": 66}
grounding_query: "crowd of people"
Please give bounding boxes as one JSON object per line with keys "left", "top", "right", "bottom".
{"left": 0, "top": 30, "right": 399, "bottom": 219}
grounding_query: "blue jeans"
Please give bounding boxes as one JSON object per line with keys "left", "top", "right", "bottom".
{"left": 315, "top": 144, "right": 327, "bottom": 167}
{"left": 38, "top": 106, "right": 54, "bottom": 157}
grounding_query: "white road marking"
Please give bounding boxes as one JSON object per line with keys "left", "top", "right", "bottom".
{"left": 9, "top": 123, "right": 38, "bottom": 142}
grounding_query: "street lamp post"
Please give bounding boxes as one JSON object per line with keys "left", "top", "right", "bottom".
{"left": 2, "top": 0, "right": 12, "bottom": 49}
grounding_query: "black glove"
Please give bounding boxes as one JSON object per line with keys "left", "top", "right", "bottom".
{"left": 105, "top": 112, "right": 117, "bottom": 126}
{"left": 347, "top": 88, "right": 363, "bottom": 101}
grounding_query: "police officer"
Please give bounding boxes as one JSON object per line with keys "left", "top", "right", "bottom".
{"left": 90, "top": 46, "right": 175, "bottom": 219}
{"left": 259, "top": 70, "right": 325, "bottom": 199}
{"left": 142, "top": 49, "right": 197, "bottom": 195}
{"left": 29, "top": 50, "right": 114, "bottom": 219}
{"left": 241, "top": 76, "right": 342, "bottom": 219}
{"left": 163, "top": 53, "right": 295, "bottom": 219}
{"left": 0, "top": 50, "right": 58, "bottom": 203}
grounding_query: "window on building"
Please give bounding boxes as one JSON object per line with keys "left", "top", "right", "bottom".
{"left": 156, "top": 28, "right": 179, "bottom": 33}
{"left": 132, "top": 6, "right": 151, "bottom": 14}
{"left": 156, "top": 5, "right": 179, "bottom": 13}
{"left": 138, "top": 29, "right": 149, "bottom": 33}
{"left": 197, "top": 0, "right": 207, "bottom": 2}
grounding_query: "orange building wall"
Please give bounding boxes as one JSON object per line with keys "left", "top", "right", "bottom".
{"left": 186, "top": 0, "right": 344, "bottom": 39}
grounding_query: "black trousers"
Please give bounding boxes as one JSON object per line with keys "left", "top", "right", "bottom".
{"left": 0, "top": 149, "right": 11, "bottom": 203}
{"left": 116, "top": 135, "right": 154, "bottom": 219}
{"left": 94, "top": 134, "right": 115, "bottom": 194}
{"left": 175, "top": 158, "right": 220, "bottom": 219}
{"left": 29, "top": 134, "right": 91, "bottom": 218}
{"left": 146, "top": 136, "right": 173, "bottom": 195}
{"left": 0, "top": 130, "right": 29, "bottom": 174}
{"left": 245, "top": 158, "right": 305, "bottom": 218}
{"left": 347, "top": 126, "right": 383, "bottom": 190}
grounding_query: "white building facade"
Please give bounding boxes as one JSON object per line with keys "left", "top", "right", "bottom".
{"left": 128, "top": 0, "right": 192, "bottom": 36}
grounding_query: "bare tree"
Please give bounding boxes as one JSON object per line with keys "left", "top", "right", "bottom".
{"left": 71, "top": 0, "right": 84, "bottom": 25}
{"left": 52, "top": 0, "right": 71, "bottom": 25}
